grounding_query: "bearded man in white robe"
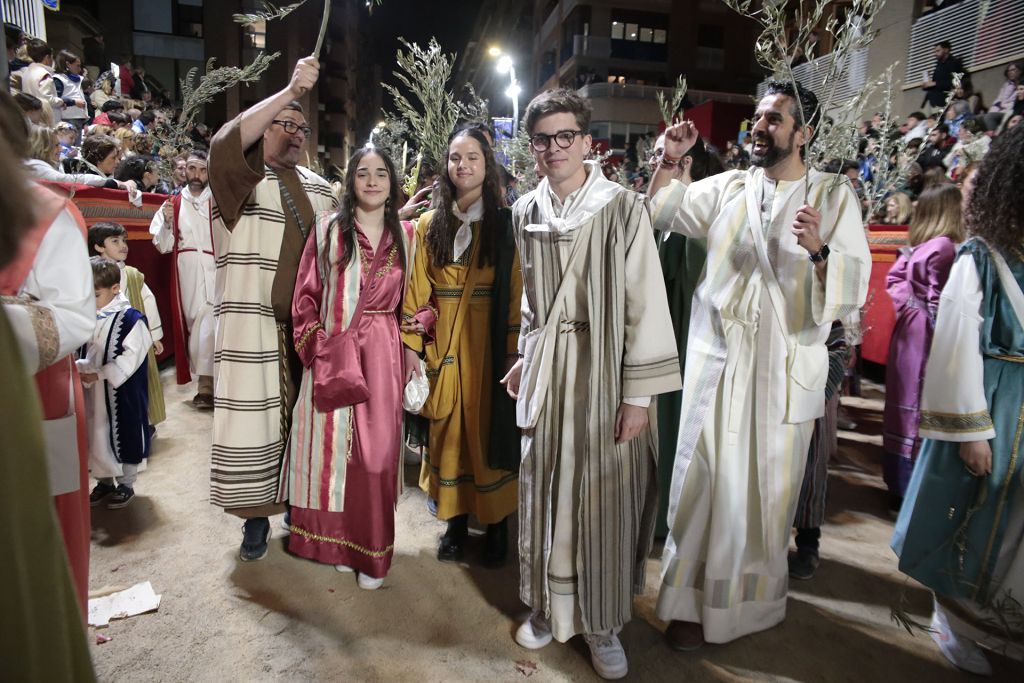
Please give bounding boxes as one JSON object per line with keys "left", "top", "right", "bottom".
{"left": 150, "top": 150, "right": 216, "bottom": 409}
{"left": 648, "top": 80, "right": 870, "bottom": 649}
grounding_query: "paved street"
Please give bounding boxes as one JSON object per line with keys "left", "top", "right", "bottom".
{"left": 85, "top": 372, "right": 1020, "bottom": 681}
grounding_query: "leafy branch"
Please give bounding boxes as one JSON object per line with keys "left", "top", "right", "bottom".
{"left": 656, "top": 75, "right": 688, "bottom": 127}
{"left": 383, "top": 37, "right": 473, "bottom": 169}
{"left": 233, "top": 1, "right": 305, "bottom": 26}
{"left": 152, "top": 53, "right": 279, "bottom": 179}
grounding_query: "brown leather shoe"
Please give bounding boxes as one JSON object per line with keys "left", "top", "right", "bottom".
{"left": 664, "top": 620, "right": 705, "bottom": 651}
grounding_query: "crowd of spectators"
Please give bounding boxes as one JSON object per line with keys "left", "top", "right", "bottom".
{"left": 5, "top": 21, "right": 207, "bottom": 198}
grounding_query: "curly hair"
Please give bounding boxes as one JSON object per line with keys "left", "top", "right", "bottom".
{"left": 964, "top": 123, "right": 1024, "bottom": 255}
{"left": 426, "top": 127, "right": 505, "bottom": 268}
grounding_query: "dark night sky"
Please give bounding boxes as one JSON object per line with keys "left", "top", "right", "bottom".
{"left": 366, "top": 0, "right": 481, "bottom": 81}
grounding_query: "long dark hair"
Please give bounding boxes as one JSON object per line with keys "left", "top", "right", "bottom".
{"left": 426, "top": 127, "right": 504, "bottom": 268}
{"left": 325, "top": 146, "right": 406, "bottom": 276}
{"left": 965, "top": 123, "right": 1024, "bottom": 256}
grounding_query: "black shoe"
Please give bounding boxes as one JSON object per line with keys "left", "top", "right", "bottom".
{"left": 788, "top": 547, "right": 820, "bottom": 580}
{"left": 107, "top": 484, "right": 135, "bottom": 509}
{"left": 240, "top": 517, "right": 271, "bottom": 562}
{"left": 887, "top": 493, "right": 904, "bottom": 520}
{"left": 481, "top": 518, "right": 508, "bottom": 568}
{"left": 90, "top": 481, "right": 117, "bottom": 507}
{"left": 437, "top": 515, "right": 468, "bottom": 563}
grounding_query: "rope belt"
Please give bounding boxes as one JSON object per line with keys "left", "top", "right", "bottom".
{"left": 559, "top": 319, "right": 589, "bottom": 334}
{"left": 986, "top": 353, "right": 1024, "bottom": 363}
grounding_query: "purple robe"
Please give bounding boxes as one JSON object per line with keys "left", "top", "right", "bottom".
{"left": 882, "top": 235, "right": 956, "bottom": 496}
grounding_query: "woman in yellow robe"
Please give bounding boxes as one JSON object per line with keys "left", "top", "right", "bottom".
{"left": 402, "top": 127, "right": 521, "bottom": 566}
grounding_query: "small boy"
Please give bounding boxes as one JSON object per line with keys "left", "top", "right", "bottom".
{"left": 79, "top": 257, "right": 153, "bottom": 508}
{"left": 55, "top": 121, "right": 78, "bottom": 160}
{"left": 88, "top": 222, "right": 166, "bottom": 429}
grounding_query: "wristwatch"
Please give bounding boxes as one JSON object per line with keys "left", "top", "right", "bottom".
{"left": 808, "top": 243, "right": 830, "bottom": 263}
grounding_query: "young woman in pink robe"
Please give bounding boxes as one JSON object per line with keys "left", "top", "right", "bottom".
{"left": 279, "top": 147, "right": 414, "bottom": 590}
{"left": 882, "top": 183, "right": 964, "bottom": 513}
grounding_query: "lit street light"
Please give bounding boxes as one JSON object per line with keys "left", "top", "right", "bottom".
{"left": 490, "top": 47, "right": 521, "bottom": 136}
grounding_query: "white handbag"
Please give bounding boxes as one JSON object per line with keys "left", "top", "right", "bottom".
{"left": 403, "top": 358, "right": 429, "bottom": 413}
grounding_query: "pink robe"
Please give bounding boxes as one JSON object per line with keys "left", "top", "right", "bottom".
{"left": 284, "top": 221, "right": 412, "bottom": 578}
{"left": 882, "top": 235, "right": 956, "bottom": 496}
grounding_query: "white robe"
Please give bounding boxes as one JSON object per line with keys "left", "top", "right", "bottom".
{"left": 2, "top": 209, "right": 95, "bottom": 495}
{"left": 651, "top": 168, "right": 870, "bottom": 643}
{"left": 150, "top": 186, "right": 216, "bottom": 377}
{"left": 76, "top": 294, "right": 153, "bottom": 478}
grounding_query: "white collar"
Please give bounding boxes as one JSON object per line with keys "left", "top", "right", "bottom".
{"left": 526, "top": 160, "right": 622, "bottom": 234}
{"left": 451, "top": 198, "right": 484, "bottom": 261}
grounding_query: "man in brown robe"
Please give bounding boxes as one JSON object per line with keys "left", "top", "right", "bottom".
{"left": 208, "top": 56, "right": 337, "bottom": 561}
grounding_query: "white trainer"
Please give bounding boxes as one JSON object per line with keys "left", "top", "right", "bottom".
{"left": 930, "top": 608, "right": 992, "bottom": 676}
{"left": 335, "top": 564, "right": 354, "bottom": 573}
{"left": 514, "top": 613, "right": 553, "bottom": 650}
{"left": 357, "top": 574, "right": 384, "bottom": 591}
{"left": 584, "top": 633, "right": 628, "bottom": 680}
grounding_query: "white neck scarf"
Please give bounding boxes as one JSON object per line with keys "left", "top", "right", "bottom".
{"left": 452, "top": 197, "right": 484, "bottom": 261}
{"left": 526, "top": 160, "right": 622, "bottom": 234}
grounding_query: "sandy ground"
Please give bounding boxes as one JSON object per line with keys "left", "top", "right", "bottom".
{"left": 85, "top": 372, "right": 1022, "bottom": 682}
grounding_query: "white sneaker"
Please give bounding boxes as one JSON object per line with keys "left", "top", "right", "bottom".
{"left": 514, "top": 612, "right": 553, "bottom": 649}
{"left": 584, "top": 633, "right": 628, "bottom": 680}
{"left": 357, "top": 573, "right": 384, "bottom": 591}
{"left": 335, "top": 564, "right": 354, "bottom": 573}
{"left": 930, "top": 608, "right": 992, "bottom": 676}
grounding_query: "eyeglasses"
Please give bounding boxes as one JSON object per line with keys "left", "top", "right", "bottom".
{"left": 271, "top": 119, "right": 312, "bottom": 137}
{"left": 529, "top": 129, "right": 582, "bottom": 151}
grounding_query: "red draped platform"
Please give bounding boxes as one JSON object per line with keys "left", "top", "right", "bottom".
{"left": 862, "top": 223, "right": 908, "bottom": 365}
{"left": 41, "top": 183, "right": 172, "bottom": 362}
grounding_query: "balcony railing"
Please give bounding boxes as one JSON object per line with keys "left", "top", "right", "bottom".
{"left": 577, "top": 82, "right": 753, "bottom": 107}
{"left": 756, "top": 47, "right": 869, "bottom": 107}
{"left": 904, "top": 0, "right": 1024, "bottom": 86}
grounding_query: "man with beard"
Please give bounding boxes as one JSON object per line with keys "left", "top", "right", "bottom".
{"left": 150, "top": 150, "right": 216, "bottom": 409}
{"left": 207, "top": 57, "right": 337, "bottom": 561}
{"left": 646, "top": 80, "right": 870, "bottom": 649}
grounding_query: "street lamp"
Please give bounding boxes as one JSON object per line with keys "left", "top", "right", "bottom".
{"left": 491, "top": 48, "right": 521, "bottom": 136}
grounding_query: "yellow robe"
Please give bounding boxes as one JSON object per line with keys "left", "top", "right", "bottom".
{"left": 401, "top": 211, "right": 521, "bottom": 523}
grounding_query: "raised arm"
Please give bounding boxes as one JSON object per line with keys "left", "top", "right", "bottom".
{"left": 238, "top": 57, "right": 319, "bottom": 151}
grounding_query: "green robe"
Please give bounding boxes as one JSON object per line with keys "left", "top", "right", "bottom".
{"left": 0, "top": 309, "right": 95, "bottom": 682}
{"left": 655, "top": 231, "right": 707, "bottom": 536}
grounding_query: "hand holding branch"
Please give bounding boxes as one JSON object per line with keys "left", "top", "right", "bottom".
{"left": 791, "top": 204, "right": 824, "bottom": 255}
{"left": 662, "top": 120, "right": 700, "bottom": 160}
{"left": 288, "top": 56, "right": 321, "bottom": 98}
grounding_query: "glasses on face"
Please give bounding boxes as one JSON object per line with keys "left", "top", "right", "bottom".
{"left": 529, "top": 129, "right": 582, "bottom": 152}
{"left": 271, "top": 119, "right": 312, "bottom": 138}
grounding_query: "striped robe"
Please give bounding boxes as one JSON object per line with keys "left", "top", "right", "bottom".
{"left": 208, "top": 119, "right": 337, "bottom": 512}
{"left": 652, "top": 168, "right": 870, "bottom": 643}
{"left": 514, "top": 186, "right": 682, "bottom": 638}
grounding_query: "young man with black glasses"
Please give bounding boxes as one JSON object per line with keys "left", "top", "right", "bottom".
{"left": 502, "top": 88, "right": 681, "bottom": 679}
{"left": 207, "top": 56, "right": 338, "bottom": 562}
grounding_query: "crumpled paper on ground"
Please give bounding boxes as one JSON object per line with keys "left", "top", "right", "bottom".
{"left": 88, "top": 581, "right": 162, "bottom": 627}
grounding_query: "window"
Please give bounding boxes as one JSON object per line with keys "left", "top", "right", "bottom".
{"left": 611, "top": 21, "right": 624, "bottom": 40}
{"left": 625, "top": 23, "right": 639, "bottom": 40}
{"left": 640, "top": 27, "right": 654, "bottom": 42}
{"left": 697, "top": 24, "right": 725, "bottom": 71}
{"left": 653, "top": 29, "right": 667, "bottom": 44}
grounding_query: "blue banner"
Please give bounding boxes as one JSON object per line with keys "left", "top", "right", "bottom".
{"left": 42, "top": 0, "right": 61, "bottom": 11}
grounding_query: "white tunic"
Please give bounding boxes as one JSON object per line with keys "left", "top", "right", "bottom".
{"left": 150, "top": 185, "right": 216, "bottom": 377}
{"left": 651, "top": 168, "right": 870, "bottom": 643}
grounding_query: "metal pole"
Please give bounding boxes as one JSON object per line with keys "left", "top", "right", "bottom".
{"left": 510, "top": 64, "right": 520, "bottom": 136}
